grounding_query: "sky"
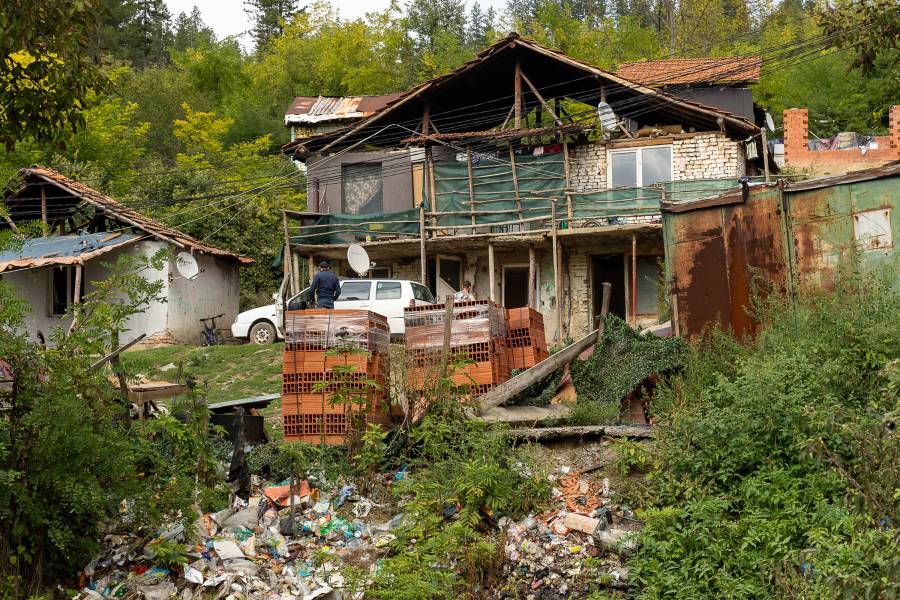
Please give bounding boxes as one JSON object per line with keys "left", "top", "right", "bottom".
{"left": 164, "top": 0, "right": 508, "bottom": 50}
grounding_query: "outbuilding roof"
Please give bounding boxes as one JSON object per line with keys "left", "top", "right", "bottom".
{"left": 7, "top": 166, "right": 252, "bottom": 264}
{"left": 0, "top": 231, "right": 141, "bottom": 272}
{"left": 616, "top": 56, "right": 761, "bottom": 86}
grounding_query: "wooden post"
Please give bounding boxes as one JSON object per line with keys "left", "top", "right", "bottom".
{"left": 427, "top": 146, "right": 438, "bottom": 231}
{"left": 761, "top": 128, "right": 771, "bottom": 183}
{"left": 308, "top": 255, "right": 315, "bottom": 285}
{"left": 563, "top": 142, "right": 573, "bottom": 222}
{"left": 528, "top": 245, "right": 537, "bottom": 310}
{"left": 623, "top": 254, "right": 630, "bottom": 322}
{"left": 439, "top": 295, "right": 455, "bottom": 377}
{"left": 68, "top": 264, "right": 83, "bottom": 334}
{"left": 422, "top": 102, "right": 431, "bottom": 136}
{"left": 631, "top": 233, "right": 637, "bottom": 326}
{"left": 551, "top": 201, "right": 562, "bottom": 341}
{"left": 291, "top": 253, "right": 301, "bottom": 294}
{"left": 282, "top": 212, "right": 297, "bottom": 296}
{"left": 488, "top": 242, "right": 496, "bottom": 303}
{"left": 419, "top": 203, "right": 427, "bottom": 285}
{"left": 671, "top": 290, "right": 681, "bottom": 336}
{"left": 596, "top": 281, "right": 612, "bottom": 344}
{"left": 514, "top": 60, "right": 522, "bottom": 129}
{"left": 40, "top": 185, "right": 48, "bottom": 229}
{"left": 508, "top": 144, "right": 524, "bottom": 229}
{"left": 466, "top": 146, "right": 477, "bottom": 235}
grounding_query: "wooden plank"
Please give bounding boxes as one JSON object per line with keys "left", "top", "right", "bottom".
{"left": 551, "top": 201, "right": 562, "bottom": 341}
{"left": 68, "top": 265, "right": 82, "bottom": 334}
{"left": 596, "top": 281, "right": 612, "bottom": 344}
{"left": 282, "top": 212, "right": 296, "bottom": 296}
{"left": 477, "top": 327, "right": 599, "bottom": 412}
{"left": 508, "top": 144, "right": 524, "bottom": 226}
{"left": 88, "top": 333, "right": 148, "bottom": 373}
{"left": 631, "top": 233, "right": 637, "bottom": 324}
{"left": 419, "top": 204, "right": 427, "bottom": 285}
{"left": 563, "top": 142, "right": 573, "bottom": 221}
{"left": 439, "top": 295, "right": 454, "bottom": 376}
{"left": 505, "top": 424, "right": 656, "bottom": 441}
{"left": 466, "top": 146, "right": 477, "bottom": 235}
{"left": 40, "top": 185, "right": 48, "bottom": 228}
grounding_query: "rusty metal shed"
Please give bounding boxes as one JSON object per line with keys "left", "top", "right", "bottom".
{"left": 662, "top": 161, "right": 899, "bottom": 337}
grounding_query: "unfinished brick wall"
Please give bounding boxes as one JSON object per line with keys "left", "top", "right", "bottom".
{"left": 569, "top": 143, "right": 607, "bottom": 192}
{"left": 783, "top": 106, "right": 900, "bottom": 175}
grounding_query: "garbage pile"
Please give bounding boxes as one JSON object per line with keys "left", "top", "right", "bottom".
{"left": 497, "top": 465, "right": 642, "bottom": 599}
{"left": 76, "top": 475, "right": 404, "bottom": 600}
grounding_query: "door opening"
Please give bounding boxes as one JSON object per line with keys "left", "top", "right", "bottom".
{"left": 427, "top": 256, "right": 462, "bottom": 300}
{"left": 503, "top": 266, "right": 529, "bottom": 308}
{"left": 592, "top": 255, "right": 626, "bottom": 322}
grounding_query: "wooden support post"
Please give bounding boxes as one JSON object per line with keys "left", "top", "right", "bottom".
{"left": 426, "top": 147, "right": 438, "bottom": 231}
{"left": 439, "top": 295, "right": 454, "bottom": 377}
{"left": 422, "top": 102, "right": 431, "bottom": 136}
{"left": 671, "top": 290, "right": 680, "bottom": 336}
{"left": 466, "top": 146, "right": 477, "bottom": 235}
{"left": 282, "top": 212, "right": 297, "bottom": 296}
{"left": 623, "top": 254, "right": 630, "bottom": 322}
{"left": 562, "top": 142, "right": 573, "bottom": 222}
{"left": 528, "top": 246, "right": 537, "bottom": 310}
{"left": 291, "top": 253, "right": 301, "bottom": 295}
{"left": 631, "top": 233, "right": 637, "bottom": 326}
{"left": 508, "top": 144, "right": 524, "bottom": 229}
{"left": 307, "top": 255, "right": 315, "bottom": 285}
{"left": 3, "top": 215, "right": 19, "bottom": 234}
{"left": 488, "top": 242, "right": 496, "bottom": 303}
{"left": 596, "top": 281, "right": 612, "bottom": 344}
{"left": 40, "top": 185, "right": 48, "bottom": 230}
{"left": 761, "top": 128, "right": 771, "bottom": 183}
{"left": 514, "top": 60, "right": 522, "bottom": 129}
{"left": 551, "top": 201, "right": 562, "bottom": 341}
{"left": 520, "top": 70, "right": 563, "bottom": 126}
{"left": 68, "top": 265, "right": 83, "bottom": 333}
{"left": 419, "top": 203, "right": 427, "bottom": 285}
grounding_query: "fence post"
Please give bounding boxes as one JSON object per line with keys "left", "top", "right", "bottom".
{"left": 419, "top": 203, "right": 427, "bottom": 286}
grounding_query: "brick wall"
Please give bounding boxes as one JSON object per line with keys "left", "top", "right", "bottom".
{"left": 783, "top": 106, "right": 900, "bottom": 175}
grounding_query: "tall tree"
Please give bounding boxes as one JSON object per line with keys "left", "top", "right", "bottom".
{"left": 245, "top": 0, "right": 301, "bottom": 52}
{"left": 173, "top": 6, "right": 216, "bottom": 51}
{"left": 0, "top": 0, "right": 108, "bottom": 149}
{"left": 405, "top": 0, "right": 467, "bottom": 53}
{"left": 466, "top": 2, "right": 495, "bottom": 49}
{"left": 123, "top": 0, "right": 174, "bottom": 67}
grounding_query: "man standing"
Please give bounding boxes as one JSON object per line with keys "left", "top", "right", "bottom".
{"left": 310, "top": 261, "right": 340, "bottom": 309}
{"left": 454, "top": 280, "right": 475, "bottom": 302}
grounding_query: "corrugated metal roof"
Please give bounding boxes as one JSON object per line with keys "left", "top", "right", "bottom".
{"left": 0, "top": 231, "right": 140, "bottom": 272}
{"left": 784, "top": 161, "right": 900, "bottom": 192}
{"left": 616, "top": 57, "right": 761, "bottom": 85}
{"left": 11, "top": 167, "right": 252, "bottom": 264}
{"left": 284, "top": 93, "right": 404, "bottom": 125}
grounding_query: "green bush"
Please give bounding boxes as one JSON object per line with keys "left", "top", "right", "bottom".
{"left": 629, "top": 261, "right": 900, "bottom": 599}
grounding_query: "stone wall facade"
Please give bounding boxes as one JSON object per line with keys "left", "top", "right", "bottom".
{"left": 672, "top": 134, "right": 746, "bottom": 180}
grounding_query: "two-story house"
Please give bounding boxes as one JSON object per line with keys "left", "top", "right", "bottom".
{"left": 281, "top": 33, "right": 768, "bottom": 345}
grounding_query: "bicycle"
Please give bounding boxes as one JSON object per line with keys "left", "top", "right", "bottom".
{"left": 199, "top": 313, "right": 225, "bottom": 346}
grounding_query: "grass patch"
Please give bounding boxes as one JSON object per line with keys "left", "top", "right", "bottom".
{"left": 121, "top": 343, "right": 285, "bottom": 438}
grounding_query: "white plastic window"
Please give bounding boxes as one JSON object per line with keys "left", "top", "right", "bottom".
{"left": 609, "top": 146, "right": 673, "bottom": 188}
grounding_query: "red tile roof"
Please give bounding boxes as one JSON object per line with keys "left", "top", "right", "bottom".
{"left": 616, "top": 57, "right": 761, "bottom": 86}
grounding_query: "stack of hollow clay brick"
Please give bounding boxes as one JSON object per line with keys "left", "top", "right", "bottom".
{"left": 404, "top": 300, "right": 509, "bottom": 398}
{"left": 281, "top": 309, "right": 391, "bottom": 445}
{"left": 506, "top": 307, "right": 550, "bottom": 370}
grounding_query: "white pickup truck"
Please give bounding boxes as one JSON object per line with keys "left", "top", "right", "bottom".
{"left": 230, "top": 278, "right": 436, "bottom": 344}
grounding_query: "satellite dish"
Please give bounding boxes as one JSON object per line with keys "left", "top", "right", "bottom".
{"left": 347, "top": 244, "right": 370, "bottom": 276}
{"left": 597, "top": 102, "right": 618, "bottom": 131}
{"left": 765, "top": 112, "right": 775, "bottom": 132}
{"left": 175, "top": 251, "right": 200, "bottom": 280}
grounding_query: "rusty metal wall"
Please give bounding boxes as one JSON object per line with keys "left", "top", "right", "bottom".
{"left": 663, "top": 170, "right": 899, "bottom": 338}
{"left": 663, "top": 186, "right": 789, "bottom": 338}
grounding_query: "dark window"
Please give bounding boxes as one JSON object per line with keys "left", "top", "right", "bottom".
{"left": 370, "top": 267, "right": 391, "bottom": 278}
{"left": 337, "top": 281, "right": 371, "bottom": 301}
{"left": 50, "top": 266, "right": 84, "bottom": 316}
{"left": 342, "top": 163, "right": 383, "bottom": 215}
{"left": 376, "top": 281, "right": 402, "bottom": 300}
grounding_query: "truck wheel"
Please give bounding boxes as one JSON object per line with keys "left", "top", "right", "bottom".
{"left": 249, "top": 321, "right": 276, "bottom": 344}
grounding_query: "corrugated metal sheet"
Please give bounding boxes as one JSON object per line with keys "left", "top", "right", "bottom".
{"left": 663, "top": 163, "right": 899, "bottom": 337}
{"left": 0, "top": 231, "right": 140, "bottom": 271}
{"left": 284, "top": 94, "right": 404, "bottom": 125}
